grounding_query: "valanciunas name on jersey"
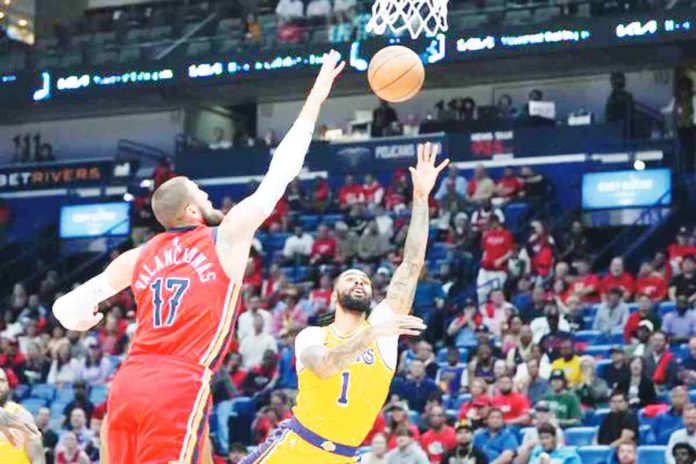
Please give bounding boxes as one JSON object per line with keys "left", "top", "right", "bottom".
{"left": 134, "top": 238, "right": 218, "bottom": 290}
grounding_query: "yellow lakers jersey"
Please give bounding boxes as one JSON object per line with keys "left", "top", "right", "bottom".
{"left": 0, "top": 402, "right": 31, "bottom": 464}
{"left": 293, "top": 321, "right": 395, "bottom": 447}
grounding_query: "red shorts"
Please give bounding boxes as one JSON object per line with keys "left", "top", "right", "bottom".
{"left": 107, "top": 354, "right": 213, "bottom": 464}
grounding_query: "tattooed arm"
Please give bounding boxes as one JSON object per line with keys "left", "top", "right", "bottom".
{"left": 386, "top": 143, "right": 449, "bottom": 315}
{"left": 298, "top": 314, "right": 426, "bottom": 378}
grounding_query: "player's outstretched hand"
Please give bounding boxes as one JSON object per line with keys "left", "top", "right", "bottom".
{"left": 0, "top": 408, "right": 40, "bottom": 449}
{"left": 371, "top": 313, "right": 426, "bottom": 338}
{"left": 409, "top": 142, "right": 450, "bottom": 197}
{"left": 309, "top": 49, "right": 346, "bottom": 103}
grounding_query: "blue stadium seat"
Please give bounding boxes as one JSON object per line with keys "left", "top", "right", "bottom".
{"left": 565, "top": 427, "right": 598, "bottom": 447}
{"left": 673, "top": 344, "right": 689, "bottom": 361}
{"left": 689, "top": 390, "right": 696, "bottom": 405}
{"left": 322, "top": 214, "right": 344, "bottom": 226}
{"left": 13, "top": 384, "right": 30, "bottom": 400}
{"left": 408, "top": 410, "right": 419, "bottom": 424}
{"left": 293, "top": 266, "right": 309, "bottom": 282}
{"left": 89, "top": 385, "right": 109, "bottom": 404}
{"left": 30, "top": 383, "right": 56, "bottom": 402}
{"left": 455, "top": 394, "right": 472, "bottom": 409}
{"left": 55, "top": 386, "right": 75, "bottom": 404}
{"left": 299, "top": 215, "right": 320, "bottom": 230}
{"left": 427, "top": 242, "right": 450, "bottom": 261}
{"left": 436, "top": 347, "right": 468, "bottom": 363}
{"left": 637, "top": 445, "right": 667, "bottom": 464}
{"left": 584, "top": 408, "right": 610, "bottom": 426}
{"left": 502, "top": 203, "right": 530, "bottom": 230}
{"left": 659, "top": 301, "right": 675, "bottom": 316}
{"left": 583, "top": 345, "right": 613, "bottom": 359}
{"left": 215, "top": 400, "right": 233, "bottom": 455}
{"left": 358, "top": 446, "right": 372, "bottom": 455}
{"left": 21, "top": 398, "right": 47, "bottom": 416}
{"left": 639, "top": 424, "right": 656, "bottom": 445}
{"left": 577, "top": 446, "right": 613, "bottom": 464}
{"left": 607, "top": 332, "right": 624, "bottom": 344}
{"left": 575, "top": 330, "right": 601, "bottom": 344}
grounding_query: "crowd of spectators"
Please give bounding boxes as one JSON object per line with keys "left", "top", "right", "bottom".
{"left": 1, "top": 157, "right": 695, "bottom": 463}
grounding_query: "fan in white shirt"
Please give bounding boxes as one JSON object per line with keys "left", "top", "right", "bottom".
{"left": 237, "top": 295, "right": 273, "bottom": 340}
{"left": 238, "top": 314, "right": 278, "bottom": 369}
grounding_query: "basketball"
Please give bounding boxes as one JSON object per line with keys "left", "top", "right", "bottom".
{"left": 367, "top": 46, "right": 425, "bottom": 103}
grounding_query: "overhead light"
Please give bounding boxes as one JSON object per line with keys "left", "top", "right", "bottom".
{"left": 633, "top": 159, "right": 646, "bottom": 171}
{"left": 17, "top": 19, "right": 28, "bottom": 27}
{"left": 123, "top": 193, "right": 134, "bottom": 202}
{"left": 0, "top": 12, "right": 5, "bottom": 19}
{"left": 139, "top": 179, "right": 154, "bottom": 189}
{"left": 3, "top": 0, "right": 10, "bottom": 6}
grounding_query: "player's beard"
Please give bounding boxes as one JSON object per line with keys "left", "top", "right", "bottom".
{"left": 337, "top": 288, "right": 372, "bottom": 314}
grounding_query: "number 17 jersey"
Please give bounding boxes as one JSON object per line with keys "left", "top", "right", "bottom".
{"left": 129, "top": 225, "right": 241, "bottom": 371}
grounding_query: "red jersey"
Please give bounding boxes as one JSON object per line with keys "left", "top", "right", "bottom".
{"left": 668, "top": 243, "right": 696, "bottom": 261}
{"left": 481, "top": 228, "right": 515, "bottom": 271}
{"left": 496, "top": 176, "right": 523, "bottom": 198}
{"left": 568, "top": 273, "right": 601, "bottom": 303}
{"left": 130, "top": 225, "right": 241, "bottom": 371}
{"left": 600, "top": 272, "right": 635, "bottom": 297}
{"left": 311, "top": 237, "right": 337, "bottom": 258}
{"left": 491, "top": 392, "right": 531, "bottom": 423}
{"left": 635, "top": 275, "right": 667, "bottom": 301}
{"left": 338, "top": 184, "right": 365, "bottom": 207}
{"left": 420, "top": 426, "right": 457, "bottom": 463}
{"left": 363, "top": 181, "right": 384, "bottom": 203}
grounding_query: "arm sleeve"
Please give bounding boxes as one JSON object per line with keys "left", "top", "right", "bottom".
{"left": 253, "top": 120, "right": 314, "bottom": 215}
{"left": 295, "top": 326, "right": 326, "bottom": 371}
{"left": 368, "top": 302, "right": 398, "bottom": 370}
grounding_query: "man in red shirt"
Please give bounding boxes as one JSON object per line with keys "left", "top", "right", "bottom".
{"left": 634, "top": 261, "right": 667, "bottom": 302}
{"left": 362, "top": 173, "right": 384, "bottom": 210}
{"left": 668, "top": 227, "right": 696, "bottom": 273}
{"left": 476, "top": 214, "right": 514, "bottom": 303}
{"left": 309, "top": 224, "right": 337, "bottom": 265}
{"left": 600, "top": 257, "right": 635, "bottom": 301}
{"left": 495, "top": 167, "right": 523, "bottom": 202}
{"left": 567, "top": 258, "right": 601, "bottom": 304}
{"left": 420, "top": 405, "right": 457, "bottom": 463}
{"left": 491, "top": 375, "right": 531, "bottom": 426}
{"left": 624, "top": 293, "right": 662, "bottom": 342}
{"left": 338, "top": 174, "right": 365, "bottom": 210}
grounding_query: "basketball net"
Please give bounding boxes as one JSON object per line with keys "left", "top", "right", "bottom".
{"left": 365, "top": 0, "right": 448, "bottom": 39}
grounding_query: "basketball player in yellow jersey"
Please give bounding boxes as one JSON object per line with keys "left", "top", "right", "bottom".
{"left": 0, "top": 369, "right": 44, "bottom": 464}
{"left": 242, "top": 142, "right": 448, "bottom": 464}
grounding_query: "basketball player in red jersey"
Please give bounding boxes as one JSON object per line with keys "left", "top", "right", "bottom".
{"left": 51, "top": 51, "right": 345, "bottom": 464}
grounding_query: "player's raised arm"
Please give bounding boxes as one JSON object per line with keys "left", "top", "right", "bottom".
{"left": 52, "top": 247, "right": 141, "bottom": 332}
{"left": 215, "top": 51, "right": 344, "bottom": 282}
{"left": 297, "top": 313, "right": 426, "bottom": 379}
{"left": 385, "top": 143, "right": 449, "bottom": 315}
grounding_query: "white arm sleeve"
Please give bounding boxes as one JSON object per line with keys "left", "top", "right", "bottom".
{"left": 253, "top": 119, "right": 314, "bottom": 215}
{"left": 295, "top": 326, "right": 326, "bottom": 371}
{"left": 368, "top": 302, "right": 398, "bottom": 370}
{"left": 52, "top": 273, "right": 117, "bottom": 331}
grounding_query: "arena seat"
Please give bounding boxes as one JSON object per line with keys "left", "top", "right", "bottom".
{"left": 89, "top": 385, "right": 109, "bottom": 404}
{"left": 21, "top": 398, "right": 48, "bottom": 416}
{"left": 637, "top": 445, "right": 667, "bottom": 464}
{"left": 575, "top": 330, "right": 601, "bottom": 344}
{"left": 299, "top": 215, "right": 320, "bottom": 230}
{"left": 13, "top": 384, "right": 30, "bottom": 400}
{"left": 583, "top": 345, "right": 613, "bottom": 359}
{"left": 565, "top": 427, "right": 598, "bottom": 447}
{"left": 30, "top": 383, "right": 56, "bottom": 402}
{"left": 322, "top": 214, "right": 344, "bottom": 226}
{"left": 436, "top": 347, "right": 468, "bottom": 363}
{"left": 595, "top": 359, "right": 611, "bottom": 381}
{"left": 673, "top": 344, "right": 689, "bottom": 361}
{"left": 639, "top": 424, "right": 655, "bottom": 445}
{"left": 659, "top": 301, "right": 676, "bottom": 316}
{"left": 427, "top": 242, "right": 450, "bottom": 261}
{"left": 576, "top": 445, "right": 613, "bottom": 464}
{"left": 584, "top": 408, "right": 610, "bottom": 426}
{"left": 55, "top": 386, "right": 76, "bottom": 404}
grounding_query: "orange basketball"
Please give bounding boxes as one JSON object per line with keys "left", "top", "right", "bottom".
{"left": 367, "top": 45, "right": 425, "bottom": 103}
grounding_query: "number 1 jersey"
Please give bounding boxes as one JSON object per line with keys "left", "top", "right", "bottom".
{"left": 129, "top": 225, "right": 240, "bottom": 371}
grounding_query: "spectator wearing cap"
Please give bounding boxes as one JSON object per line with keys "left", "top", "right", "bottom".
{"left": 393, "top": 360, "right": 440, "bottom": 414}
{"left": 598, "top": 391, "right": 639, "bottom": 447}
{"left": 600, "top": 257, "right": 635, "bottom": 301}
{"left": 627, "top": 320, "right": 654, "bottom": 358}
{"left": 654, "top": 387, "right": 690, "bottom": 444}
{"left": 662, "top": 294, "right": 696, "bottom": 344}
{"left": 545, "top": 369, "right": 582, "bottom": 428}
{"left": 472, "top": 408, "right": 518, "bottom": 464}
{"left": 480, "top": 290, "right": 515, "bottom": 338}
{"left": 491, "top": 375, "right": 531, "bottom": 426}
{"left": 550, "top": 339, "right": 582, "bottom": 388}
{"left": 605, "top": 346, "right": 630, "bottom": 390}
{"left": 457, "top": 377, "right": 489, "bottom": 424}
{"left": 435, "top": 165, "right": 468, "bottom": 209}
{"left": 334, "top": 221, "right": 358, "bottom": 264}
{"left": 669, "top": 255, "right": 696, "bottom": 302}
{"left": 517, "top": 401, "right": 565, "bottom": 464}
{"left": 666, "top": 405, "right": 696, "bottom": 464}
{"left": 617, "top": 357, "right": 657, "bottom": 408}
{"left": 442, "top": 420, "right": 488, "bottom": 464}
{"left": 623, "top": 293, "right": 662, "bottom": 343}
{"left": 476, "top": 215, "right": 515, "bottom": 303}
{"left": 575, "top": 356, "right": 610, "bottom": 409}
{"left": 643, "top": 330, "right": 680, "bottom": 389}
{"left": 362, "top": 433, "right": 388, "bottom": 464}
{"left": 386, "top": 425, "right": 429, "bottom": 464}
{"left": 527, "top": 423, "right": 581, "bottom": 464}
{"left": 420, "top": 405, "right": 456, "bottom": 463}
{"left": 447, "top": 299, "right": 480, "bottom": 349}
{"left": 634, "top": 261, "right": 668, "bottom": 302}
{"left": 681, "top": 336, "right": 696, "bottom": 386}
{"left": 566, "top": 258, "right": 600, "bottom": 304}
{"left": 385, "top": 402, "right": 420, "bottom": 449}
{"left": 668, "top": 227, "right": 696, "bottom": 275}
{"left": 593, "top": 287, "right": 630, "bottom": 336}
